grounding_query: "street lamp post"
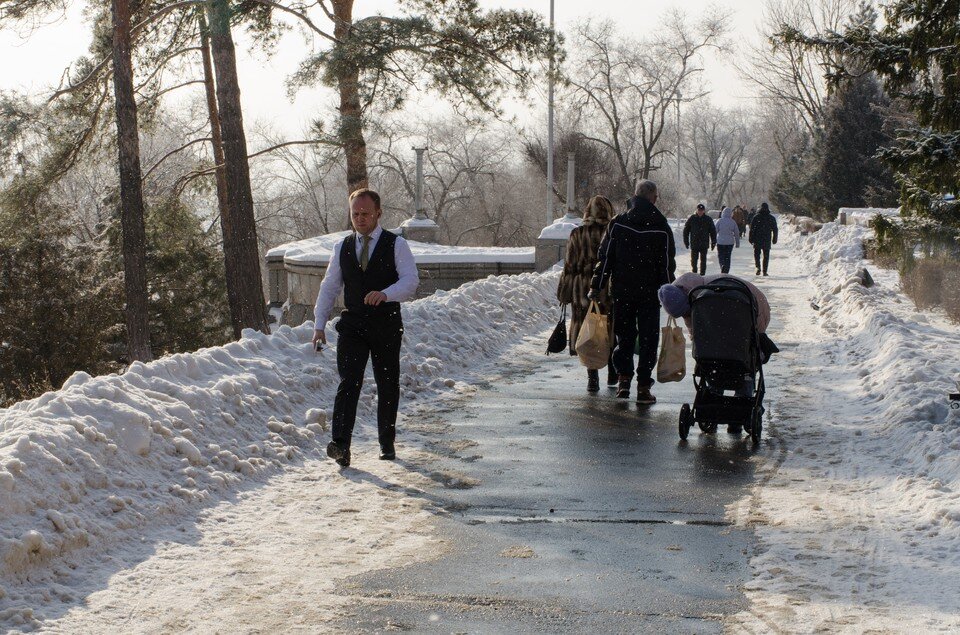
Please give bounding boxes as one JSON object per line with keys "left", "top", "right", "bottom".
{"left": 546, "top": 0, "right": 555, "bottom": 226}
{"left": 675, "top": 90, "right": 682, "bottom": 184}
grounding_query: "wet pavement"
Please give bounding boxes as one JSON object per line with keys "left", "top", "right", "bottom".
{"left": 332, "top": 324, "right": 770, "bottom": 632}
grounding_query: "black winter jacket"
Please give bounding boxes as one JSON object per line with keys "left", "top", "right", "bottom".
{"left": 683, "top": 213, "right": 717, "bottom": 251}
{"left": 748, "top": 210, "right": 778, "bottom": 249}
{"left": 591, "top": 196, "right": 677, "bottom": 303}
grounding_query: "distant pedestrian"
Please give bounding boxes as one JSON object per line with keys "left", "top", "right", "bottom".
{"left": 313, "top": 188, "right": 420, "bottom": 468}
{"left": 682, "top": 203, "right": 717, "bottom": 275}
{"left": 748, "top": 202, "right": 779, "bottom": 276}
{"left": 747, "top": 207, "right": 757, "bottom": 226}
{"left": 732, "top": 205, "right": 747, "bottom": 237}
{"left": 557, "top": 195, "right": 617, "bottom": 392}
{"left": 590, "top": 179, "right": 676, "bottom": 404}
{"left": 714, "top": 207, "right": 740, "bottom": 274}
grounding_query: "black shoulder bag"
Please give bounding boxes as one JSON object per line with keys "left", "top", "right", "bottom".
{"left": 546, "top": 304, "right": 568, "bottom": 354}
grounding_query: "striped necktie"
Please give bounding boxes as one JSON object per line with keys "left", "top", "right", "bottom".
{"left": 360, "top": 234, "right": 371, "bottom": 271}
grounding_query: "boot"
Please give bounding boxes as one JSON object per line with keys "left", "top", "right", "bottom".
{"left": 606, "top": 364, "right": 618, "bottom": 387}
{"left": 636, "top": 384, "right": 657, "bottom": 405}
{"left": 587, "top": 369, "right": 600, "bottom": 392}
{"left": 616, "top": 375, "right": 631, "bottom": 399}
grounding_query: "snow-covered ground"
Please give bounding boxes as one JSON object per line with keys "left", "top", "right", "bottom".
{"left": 5, "top": 215, "right": 960, "bottom": 632}
{"left": 729, "top": 221, "right": 960, "bottom": 632}
{"left": 0, "top": 269, "right": 561, "bottom": 630}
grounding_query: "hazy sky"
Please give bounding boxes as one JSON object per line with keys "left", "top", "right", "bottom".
{"left": 0, "top": 0, "right": 768, "bottom": 137}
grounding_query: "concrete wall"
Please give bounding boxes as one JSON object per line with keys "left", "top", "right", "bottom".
{"left": 271, "top": 259, "right": 536, "bottom": 327}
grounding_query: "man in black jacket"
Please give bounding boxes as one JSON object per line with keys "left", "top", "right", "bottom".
{"left": 590, "top": 180, "right": 676, "bottom": 404}
{"left": 682, "top": 203, "right": 716, "bottom": 275}
{"left": 748, "top": 202, "right": 779, "bottom": 276}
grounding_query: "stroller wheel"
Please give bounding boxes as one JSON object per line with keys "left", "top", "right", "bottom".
{"left": 679, "top": 404, "right": 692, "bottom": 440}
{"left": 698, "top": 421, "right": 718, "bottom": 434}
{"left": 750, "top": 407, "right": 763, "bottom": 444}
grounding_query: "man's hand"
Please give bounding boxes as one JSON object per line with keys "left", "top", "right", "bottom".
{"left": 312, "top": 328, "right": 326, "bottom": 348}
{"left": 683, "top": 242, "right": 689, "bottom": 250}
{"left": 587, "top": 288, "right": 599, "bottom": 301}
{"left": 710, "top": 243, "right": 716, "bottom": 251}
{"left": 364, "top": 290, "right": 388, "bottom": 306}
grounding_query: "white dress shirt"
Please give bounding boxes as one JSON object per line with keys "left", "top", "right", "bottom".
{"left": 313, "top": 225, "right": 420, "bottom": 327}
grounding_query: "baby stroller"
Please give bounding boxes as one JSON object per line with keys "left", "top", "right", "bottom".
{"left": 678, "top": 277, "right": 766, "bottom": 444}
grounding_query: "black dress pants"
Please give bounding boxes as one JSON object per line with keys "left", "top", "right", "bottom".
{"left": 753, "top": 245, "right": 770, "bottom": 273}
{"left": 690, "top": 247, "right": 708, "bottom": 275}
{"left": 611, "top": 299, "right": 660, "bottom": 388}
{"left": 331, "top": 308, "right": 403, "bottom": 450}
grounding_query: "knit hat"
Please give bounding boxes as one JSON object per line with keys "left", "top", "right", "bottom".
{"left": 658, "top": 283, "right": 690, "bottom": 318}
{"left": 759, "top": 202, "right": 770, "bottom": 212}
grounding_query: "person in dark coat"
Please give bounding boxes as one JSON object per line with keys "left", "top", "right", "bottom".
{"left": 589, "top": 179, "right": 676, "bottom": 405}
{"left": 748, "top": 202, "right": 778, "bottom": 276}
{"left": 557, "top": 196, "right": 616, "bottom": 391}
{"left": 682, "top": 203, "right": 716, "bottom": 275}
{"left": 313, "top": 188, "right": 420, "bottom": 467}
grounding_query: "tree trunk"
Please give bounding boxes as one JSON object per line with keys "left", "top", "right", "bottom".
{"left": 198, "top": 9, "right": 243, "bottom": 339}
{"left": 332, "top": 0, "right": 369, "bottom": 222}
{"left": 111, "top": 0, "right": 153, "bottom": 362}
{"left": 207, "top": 0, "right": 268, "bottom": 334}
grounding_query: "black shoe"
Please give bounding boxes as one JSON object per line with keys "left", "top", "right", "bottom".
{"left": 606, "top": 367, "right": 618, "bottom": 387}
{"left": 616, "top": 377, "right": 631, "bottom": 399}
{"left": 587, "top": 370, "right": 600, "bottom": 392}
{"left": 762, "top": 271, "right": 769, "bottom": 276}
{"left": 327, "top": 441, "right": 350, "bottom": 467}
{"left": 756, "top": 268, "right": 761, "bottom": 275}
{"left": 379, "top": 444, "right": 396, "bottom": 460}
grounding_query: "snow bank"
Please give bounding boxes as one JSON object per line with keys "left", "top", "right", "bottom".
{"left": 730, "top": 221, "right": 960, "bottom": 631}
{"left": 0, "top": 269, "right": 560, "bottom": 618}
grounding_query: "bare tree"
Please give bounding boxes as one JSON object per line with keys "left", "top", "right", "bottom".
{"left": 682, "top": 104, "right": 749, "bottom": 208}
{"left": 740, "top": 0, "right": 859, "bottom": 136}
{"left": 565, "top": 12, "right": 730, "bottom": 193}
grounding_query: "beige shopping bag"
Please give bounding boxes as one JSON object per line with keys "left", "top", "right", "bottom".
{"left": 656, "top": 316, "right": 686, "bottom": 383}
{"left": 575, "top": 301, "right": 610, "bottom": 370}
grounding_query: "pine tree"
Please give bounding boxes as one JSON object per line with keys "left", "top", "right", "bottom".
{"left": 779, "top": 0, "right": 960, "bottom": 228}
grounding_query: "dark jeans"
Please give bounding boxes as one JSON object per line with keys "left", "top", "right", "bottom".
{"left": 612, "top": 299, "right": 660, "bottom": 388}
{"left": 690, "top": 247, "right": 708, "bottom": 274}
{"left": 331, "top": 308, "right": 403, "bottom": 450}
{"left": 754, "top": 245, "right": 770, "bottom": 273}
{"left": 717, "top": 244, "right": 734, "bottom": 273}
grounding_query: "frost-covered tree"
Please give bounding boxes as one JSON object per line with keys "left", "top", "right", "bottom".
{"left": 780, "top": 0, "right": 960, "bottom": 228}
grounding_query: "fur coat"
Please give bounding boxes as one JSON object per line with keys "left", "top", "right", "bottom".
{"left": 557, "top": 222, "right": 613, "bottom": 354}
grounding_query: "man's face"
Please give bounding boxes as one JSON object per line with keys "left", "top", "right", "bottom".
{"left": 350, "top": 195, "right": 381, "bottom": 235}
{"left": 696, "top": 206, "right": 705, "bottom": 216}
{"left": 646, "top": 189, "right": 659, "bottom": 205}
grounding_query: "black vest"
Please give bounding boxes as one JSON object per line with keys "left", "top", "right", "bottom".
{"left": 340, "top": 230, "right": 401, "bottom": 314}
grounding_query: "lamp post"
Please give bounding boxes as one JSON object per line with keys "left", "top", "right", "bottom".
{"left": 546, "top": 0, "right": 555, "bottom": 226}
{"left": 675, "top": 90, "right": 682, "bottom": 184}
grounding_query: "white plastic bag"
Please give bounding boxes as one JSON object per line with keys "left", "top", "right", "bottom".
{"left": 656, "top": 316, "right": 686, "bottom": 383}
{"left": 575, "top": 301, "right": 610, "bottom": 370}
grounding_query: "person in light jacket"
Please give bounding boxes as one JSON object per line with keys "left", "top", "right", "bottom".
{"left": 714, "top": 207, "right": 740, "bottom": 274}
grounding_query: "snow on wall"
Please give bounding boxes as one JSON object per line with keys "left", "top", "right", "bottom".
{"left": 0, "top": 269, "right": 560, "bottom": 605}
{"left": 267, "top": 230, "right": 535, "bottom": 266}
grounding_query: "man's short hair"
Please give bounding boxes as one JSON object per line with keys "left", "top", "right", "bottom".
{"left": 349, "top": 188, "right": 381, "bottom": 210}
{"left": 635, "top": 179, "right": 658, "bottom": 198}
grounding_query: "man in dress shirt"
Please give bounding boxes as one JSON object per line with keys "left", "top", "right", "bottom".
{"left": 312, "top": 188, "right": 419, "bottom": 467}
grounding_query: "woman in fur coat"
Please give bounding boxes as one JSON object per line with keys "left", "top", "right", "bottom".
{"left": 557, "top": 195, "right": 616, "bottom": 392}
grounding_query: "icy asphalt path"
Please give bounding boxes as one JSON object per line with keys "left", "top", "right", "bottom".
{"left": 328, "top": 244, "right": 784, "bottom": 633}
